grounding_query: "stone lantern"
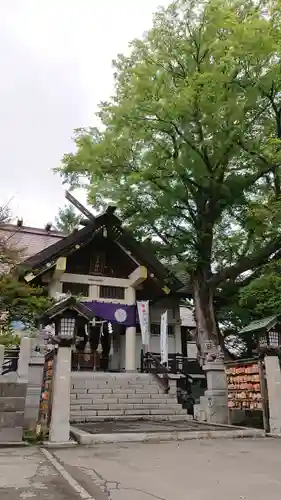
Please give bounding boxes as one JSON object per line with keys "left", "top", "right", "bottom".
{"left": 39, "top": 296, "right": 94, "bottom": 444}
{"left": 239, "top": 315, "right": 281, "bottom": 354}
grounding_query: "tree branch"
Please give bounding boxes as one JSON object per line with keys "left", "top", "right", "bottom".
{"left": 170, "top": 119, "right": 208, "bottom": 167}
{"left": 209, "top": 235, "right": 281, "bottom": 287}
{"left": 238, "top": 139, "right": 269, "bottom": 166}
{"left": 192, "top": 98, "right": 213, "bottom": 172}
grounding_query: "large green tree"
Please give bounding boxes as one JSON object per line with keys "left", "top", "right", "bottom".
{"left": 59, "top": 0, "right": 281, "bottom": 359}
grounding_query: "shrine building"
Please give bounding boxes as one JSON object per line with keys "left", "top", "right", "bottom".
{"left": 2, "top": 204, "right": 196, "bottom": 372}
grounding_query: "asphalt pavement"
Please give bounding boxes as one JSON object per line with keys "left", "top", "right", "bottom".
{"left": 1, "top": 438, "right": 281, "bottom": 500}
{"left": 0, "top": 447, "right": 83, "bottom": 500}
{"left": 54, "top": 437, "right": 281, "bottom": 500}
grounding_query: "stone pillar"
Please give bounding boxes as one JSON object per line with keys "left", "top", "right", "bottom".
{"left": 202, "top": 361, "right": 228, "bottom": 424}
{"left": 49, "top": 346, "right": 71, "bottom": 443}
{"left": 0, "top": 345, "right": 4, "bottom": 375}
{"left": 264, "top": 355, "right": 281, "bottom": 435}
{"left": 17, "top": 337, "right": 31, "bottom": 379}
{"left": 125, "top": 286, "right": 136, "bottom": 371}
{"left": 25, "top": 356, "right": 45, "bottom": 429}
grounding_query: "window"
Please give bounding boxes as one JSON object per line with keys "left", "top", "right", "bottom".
{"left": 99, "top": 285, "right": 125, "bottom": 300}
{"left": 62, "top": 282, "right": 89, "bottom": 297}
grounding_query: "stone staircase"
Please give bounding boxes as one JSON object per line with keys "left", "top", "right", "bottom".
{"left": 70, "top": 372, "right": 191, "bottom": 423}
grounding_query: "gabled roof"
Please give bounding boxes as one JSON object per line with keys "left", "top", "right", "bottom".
{"left": 239, "top": 315, "right": 278, "bottom": 334}
{"left": 22, "top": 214, "right": 107, "bottom": 270}
{"left": 40, "top": 296, "right": 94, "bottom": 325}
{"left": 21, "top": 208, "right": 183, "bottom": 293}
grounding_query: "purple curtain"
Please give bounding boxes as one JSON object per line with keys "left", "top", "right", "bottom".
{"left": 82, "top": 301, "right": 136, "bottom": 327}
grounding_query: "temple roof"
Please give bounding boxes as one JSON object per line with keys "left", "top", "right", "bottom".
{"left": 18, "top": 208, "right": 184, "bottom": 294}
{"left": 39, "top": 296, "right": 95, "bottom": 325}
{"left": 239, "top": 315, "right": 279, "bottom": 334}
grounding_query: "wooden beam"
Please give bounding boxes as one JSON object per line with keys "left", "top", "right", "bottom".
{"left": 52, "top": 256, "right": 67, "bottom": 281}
{"left": 24, "top": 263, "right": 56, "bottom": 283}
{"left": 65, "top": 191, "right": 95, "bottom": 221}
{"left": 129, "top": 266, "right": 147, "bottom": 288}
{"left": 24, "top": 272, "right": 36, "bottom": 283}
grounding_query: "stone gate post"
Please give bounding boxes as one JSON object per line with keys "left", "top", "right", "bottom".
{"left": 264, "top": 354, "right": 281, "bottom": 435}
{"left": 49, "top": 345, "right": 72, "bottom": 444}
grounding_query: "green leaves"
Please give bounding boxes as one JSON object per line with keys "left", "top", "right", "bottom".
{"left": 54, "top": 204, "right": 81, "bottom": 233}
{"left": 0, "top": 276, "right": 53, "bottom": 329}
{"left": 58, "top": 0, "right": 281, "bottom": 346}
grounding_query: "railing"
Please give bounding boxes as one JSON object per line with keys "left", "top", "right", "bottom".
{"left": 141, "top": 352, "right": 204, "bottom": 380}
{"left": 141, "top": 352, "right": 206, "bottom": 412}
{"left": 2, "top": 347, "right": 20, "bottom": 375}
{"left": 141, "top": 352, "right": 171, "bottom": 393}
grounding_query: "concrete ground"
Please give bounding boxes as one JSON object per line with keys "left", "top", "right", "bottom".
{"left": 0, "top": 447, "right": 81, "bottom": 500}
{"left": 54, "top": 438, "right": 281, "bottom": 500}
{"left": 1, "top": 438, "right": 281, "bottom": 499}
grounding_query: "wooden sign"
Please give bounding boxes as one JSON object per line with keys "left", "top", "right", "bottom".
{"left": 38, "top": 350, "right": 56, "bottom": 429}
{"left": 225, "top": 359, "right": 264, "bottom": 411}
{"left": 225, "top": 358, "right": 269, "bottom": 432}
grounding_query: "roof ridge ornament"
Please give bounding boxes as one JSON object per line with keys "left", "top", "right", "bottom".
{"left": 65, "top": 190, "right": 95, "bottom": 221}
{"left": 65, "top": 190, "right": 117, "bottom": 224}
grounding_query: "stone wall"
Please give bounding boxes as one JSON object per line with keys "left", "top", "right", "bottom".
{"left": 0, "top": 377, "right": 27, "bottom": 442}
{"left": 0, "top": 337, "right": 43, "bottom": 439}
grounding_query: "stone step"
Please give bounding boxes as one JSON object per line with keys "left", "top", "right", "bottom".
{"left": 70, "top": 374, "right": 184, "bottom": 425}
{"left": 71, "top": 403, "right": 184, "bottom": 412}
{"left": 71, "top": 385, "right": 163, "bottom": 392}
{"left": 71, "top": 398, "right": 180, "bottom": 407}
{"left": 72, "top": 374, "right": 154, "bottom": 381}
{"left": 71, "top": 390, "right": 164, "bottom": 397}
{"left": 71, "top": 381, "right": 165, "bottom": 386}
{"left": 71, "top": 407, "right": 186, "bottom": 418}
{"left": 71, "top": 380, "right": 164, "bottom": 386}
{"left": 79, "top": 386, "right": 162, "bottom": 392}
{"left": 71, "top": 392, "right": 177, "bottom": 401}
{"left": 70, "top": 414, "right": 192, "bottom": 423}
{"left": 71, "top": 393, "right": 179, "bottom": 403}
{"left": 71, "top": 377, "right": 159, "bottom": 389}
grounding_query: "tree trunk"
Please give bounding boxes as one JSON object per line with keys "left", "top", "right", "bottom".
{"left": 193, "top": 275, "right": 219, "bottom": 362}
